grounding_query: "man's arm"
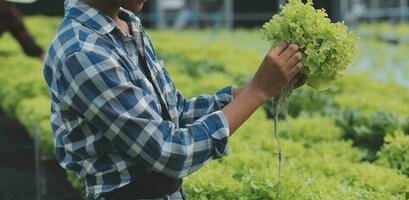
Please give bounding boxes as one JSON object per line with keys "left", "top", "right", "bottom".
{"left": 223, "top": 43, "right": 304, "bottom": 136}
{"left": 175, "top": 86, "right": 233, "bottom": 127}
{"left": 174, "top": 83, "right": 247, "bottom": 127}
{"left": 177, "top": 41, "right": 304, "bottom": 138}
{"left": 233, "top": 84, "right": 247, "bottom": 99}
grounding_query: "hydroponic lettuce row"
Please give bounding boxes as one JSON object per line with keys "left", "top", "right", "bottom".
{"left": 262, "top": 0, "right": 358, "bottom": 90}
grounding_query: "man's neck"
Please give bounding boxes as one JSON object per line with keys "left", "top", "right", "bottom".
{"left": 80, "top": 0, "right": 130, "bottom": 34}
{"left": 80, "top": 0, "right": 120, "bottom": 22}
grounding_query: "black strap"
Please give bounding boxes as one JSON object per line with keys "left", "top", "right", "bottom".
{"left": 102, "top": 173, "right": 182, "bottom": 199}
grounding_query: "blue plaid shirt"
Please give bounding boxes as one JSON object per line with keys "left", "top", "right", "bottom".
{"left": 43, "top": 1, "right": 233, "bottom": 199}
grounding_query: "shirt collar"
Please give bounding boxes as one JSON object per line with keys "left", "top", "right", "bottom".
{"left": 64, "top": 0, "right": 141, "bottom": 35}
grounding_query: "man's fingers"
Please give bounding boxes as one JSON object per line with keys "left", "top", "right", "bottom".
{"left": 280, "top": 44, "right": 300, "bottom": 62}
{"left": 293, "top": 73, "right": 308, "bottom": 88}
{"left": 289, "top": 62, "right": 303, "bottom": 80}
{"left": 270, "top": 42, "right": 289, "bottom": 56}
{"left": 286, "top": 52, "right": 303, "bottom": 68}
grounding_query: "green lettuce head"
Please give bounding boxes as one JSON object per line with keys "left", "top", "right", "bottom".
{"left": 262, "top": 0, "right": 358, "bottom": 90}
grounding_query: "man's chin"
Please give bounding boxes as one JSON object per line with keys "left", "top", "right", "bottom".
{"left": 133, "top": 4, "right": 144, "bottom": 12}
{"left": 122, "top": 4, "right": 143, "bottom": 12}
{"left": 121, "top": 0, "right": 146, "bottom": 12}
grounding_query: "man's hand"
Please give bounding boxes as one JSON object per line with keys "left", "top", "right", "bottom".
{"left": 233, "top": 43, "right": 307, "bottom": 99}
{"left": 248, "top": 42, "right": 303, "bottom": 103}
{"left": 293, "top": 73, "right": 308, "bottom": 89}
{"left": 222, "top": 42, "right": 303, "bottom": 136}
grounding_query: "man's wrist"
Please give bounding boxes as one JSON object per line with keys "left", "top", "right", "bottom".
{"left": 239, "top": 86, "right": 267, "bottom": 107}
{"left": 233, "top": 84, "right": 248, "bottom": 99}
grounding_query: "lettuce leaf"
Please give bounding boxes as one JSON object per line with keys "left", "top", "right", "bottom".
{"left": 262, "top": 0, "right": 358, "bottom": 90}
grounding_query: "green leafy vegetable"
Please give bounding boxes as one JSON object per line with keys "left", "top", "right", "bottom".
{"left": 262, "top": 0, "right": 358, "bottom": 90}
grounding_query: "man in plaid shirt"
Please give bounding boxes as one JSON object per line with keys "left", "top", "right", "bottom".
{"left": 43, "top": 0, "right": 306, "bottom": 199}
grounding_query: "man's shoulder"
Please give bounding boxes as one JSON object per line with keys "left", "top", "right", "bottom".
{"left": 46, "top": 18, "right": 116, "bottom": 67}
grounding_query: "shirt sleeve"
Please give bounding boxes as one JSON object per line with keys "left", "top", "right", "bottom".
{"left": 58, "top": 51, "right": 230, "bottom": 178}
{"left": 175, "top": 86, "right": 235, "bottom": 127}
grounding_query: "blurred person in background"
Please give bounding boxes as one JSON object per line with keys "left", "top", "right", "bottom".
{"left": 0, "top": 0, "right": 44, "bottom": 60}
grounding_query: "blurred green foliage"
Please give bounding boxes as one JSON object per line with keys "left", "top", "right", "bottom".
{"left": 335, "top": 109, "right": 404, "bottom": 161}
{"left": 379, "top": 132, "right": 409, "bottom": 177}
{"left": 356, "top": 22, "right": 409, "bottom": 38}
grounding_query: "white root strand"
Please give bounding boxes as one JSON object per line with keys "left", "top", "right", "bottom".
{"left": 270, "top": 76, "right": 300, "bottom": 200}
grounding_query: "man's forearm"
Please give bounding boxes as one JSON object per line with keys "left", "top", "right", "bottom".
{"left": 223, "top": 86, "right": 265, "bottom": 136}
{"left": 233, "top": 84, "right": 248, "bottom": 99}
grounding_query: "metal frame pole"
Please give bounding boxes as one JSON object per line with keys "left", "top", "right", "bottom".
{"left": 339, "top": 0, "right": 347, "bottom": 21}
{"left": 34, "top": 126, "right": 46, "bottom": 200}
{"left": 156, "top": 0, "right": 166, "bottom": 29}
{"left": 192, "top": 0, "right": 200, "bottom": 29}
{"left": 224, "top": 0, "right": 234, "bottom": 29}
{"left": 370, "top": 0, "right": 380, "bottom": 22}
{"left": 400, "top": 0, "right": 408, "bottom": 22}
